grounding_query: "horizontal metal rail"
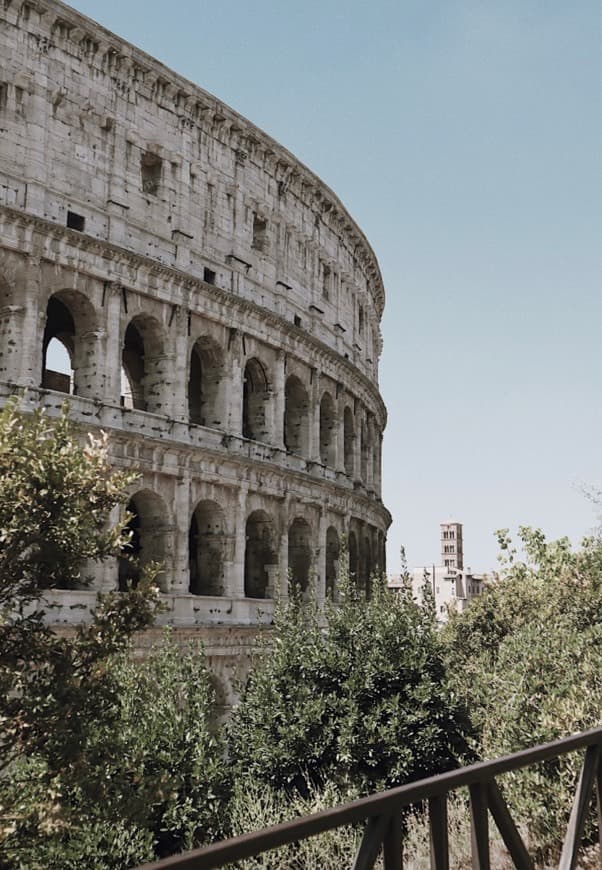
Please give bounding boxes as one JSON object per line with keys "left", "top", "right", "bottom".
{"left": 137, "top": 726, "right": 602, "bottom": 870}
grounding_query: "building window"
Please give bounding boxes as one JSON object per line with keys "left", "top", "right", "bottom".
{"left": 141, "top": 151, "right": 162, "bottom": 195}
{"left": 252, "top": 214, "right": 267, "bottom": 252}
{"left": 322, "top": 264, "right": 330, "bottom": 300}
{"left": 203, "top": 267, "right": 216, "bottom": 285}
{"left": 66, "top": 211, "right": 85, "bottom": 232}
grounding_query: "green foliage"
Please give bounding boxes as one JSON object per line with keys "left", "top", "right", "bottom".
{"left": 443, "top": 527, "right": 602, "bottom": 859}
{"left": 1, "top": 634, "right": 228, "bottom": 868}
{"left": 0, "top": 399, "right": 137, "bottom": 602}
{"left": 229, "top": 567, "right": 473, "bottom": 798}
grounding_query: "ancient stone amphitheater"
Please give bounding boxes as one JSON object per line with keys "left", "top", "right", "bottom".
{"left": 0, "top": 0, "right": 390, "bottom": 688}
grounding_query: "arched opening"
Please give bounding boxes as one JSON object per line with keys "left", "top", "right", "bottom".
{"left": 42, "top": 292, "right": 99, "bottom": 397}
{"left": 121, "top": 316, "right": 166, "bottom": 414}
{"left": 188, "top": 336, "right": 225, "bottom": 428}
{"left": 360, "top": 420, "right": 368, "bottom": 483}
{"left": 288, "top": 517, "right": 312, "bottom": 594}
{"left": 348, "top": 530, "right": 358, "bottom": 586}
{"left": 244, "top": 510, "right": 276, "bottom": 599}
{"left": 325, "top": 526, "right": 339, "bottom": 598}
{"left": 243, "top": 358, "right": 270, "bottom": 442}
{"left": 319, "top": 391, "right": 336, "bottom": 466}
{"left": 343, "top": 406, "right": 354, "bottom": 476}
{"left": 42, "top": 297, "right": 76, "bottom": 394}
{"left": 284, "top": 375, "right": 309, "bottom": 457}
{"left": 372, "top": 430, "right": 380, "bottom": 490}
{"left": 189, "top": 500, "right": 225, "bottom": 595}
{"left": 118, "top": 489, "right": 168, "bottom": 591}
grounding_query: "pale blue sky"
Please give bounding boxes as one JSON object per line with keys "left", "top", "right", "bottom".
{"left": 68, "top": 0, "right": 601, "bottom": 572}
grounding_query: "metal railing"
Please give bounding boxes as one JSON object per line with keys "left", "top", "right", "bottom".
{"left": 137, "top": 727, "right": 602, "bottom": 870}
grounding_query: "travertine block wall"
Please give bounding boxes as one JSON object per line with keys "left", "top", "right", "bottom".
{"left": 0, "top": 0, "right": 391, "bottom": 642}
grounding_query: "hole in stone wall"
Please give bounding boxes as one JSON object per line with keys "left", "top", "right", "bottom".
{"left": 252, "top": 213, "right": 267, "bottom": 252}
{"left": 141, "top": 151, "right": 162, "bottom": 195}
{"left": 326, "top": 526, "right": 340, "bottom": 598}
{"left": 319, "top": 391, "right": 336, "bottom": 466}
{"left": 66, "top": 210, "right": 85, "bottom": 232}
{"left": 203, "top": 267, "right": 216, "bottom": 285}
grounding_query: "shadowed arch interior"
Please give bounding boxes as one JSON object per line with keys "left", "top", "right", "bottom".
{"left": 244, "top": 510, "right": 276, "bottom": 599}
{"left": 121, "top": 315, "right": 165, "bottom": 413}
{"left": 288, "top": 516, "right": 312, "bottom": 593}
{"left": 118, "top": 489, "right": 168, "bottom": 591}
{"left": 189, "top": 499, "right": 226, "bottom": 595}
{"left": 319, "top": 391, "right": 336, "bottom": 466}
{"left": 188, "top": 336, "right": 225, "bottom": 428}
{"left": 243, "top": 357, "right": 270, "bottom": 442}
{"left": 284, "top": 375, "right": 309, "bottom": 457}
{"left": 326, "top": 526, "right": 340, "bottom": 598}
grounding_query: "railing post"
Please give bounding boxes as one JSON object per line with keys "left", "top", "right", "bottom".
{"left": 429, "top": 794, "right": 449, "bottom": 870}
{"left": 352, "top": 814, "right": 391, "bottom": 870}
{"left": 383, "top": 814, "right": 403, "bottom": 869}
{"left": 486, "top": 780, "right": 531, "bottom": 869}
{"left": 469, "top": 782, "right": 490, "bottom": 870}
{"left": 559, "top": 744, "right": 600, "bottom": 870}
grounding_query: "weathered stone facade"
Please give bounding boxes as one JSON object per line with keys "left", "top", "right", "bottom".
{"left": 0, "top": 0, "right": 391, "bottom": 696}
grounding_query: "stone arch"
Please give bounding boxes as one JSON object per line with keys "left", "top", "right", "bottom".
{"left": 284, "top": 374, "right": 309, "bottom": 457}
{"left": 288, "top": 517, "right": 312, "bottom": 594}
{"left": 188, "top": 335, "right": 225, "bottom": 428}
{"left": 121, "top": 314, "right": 166, "bottom": 414}
{"left": 319, "top": 391, "right": 336, "bottom": 467}
{"left": 244, "top": 510, "right": 277, "bottom": 599}
{"left": 189, "top": 499, "right": 225, "bottom": 596}
{"left": 325, "top": 526, "right": 340, "bottom": 598}
{"left": 242, "top": 357, "right": 271, "bottom": 442}
{"left": 360, "top": 419, "right": 369, "bottom": 483}
{"left": 343, "top": 405, "right": 354, "bottom": 476}
{"left": 42, "top": 291, "right": 99, "bottom": 397}
{"left": 118, "top": 488, "right": 169, "bottom": 591}
{"left": 348, "top": 529, "right": 359, "bottom": 584}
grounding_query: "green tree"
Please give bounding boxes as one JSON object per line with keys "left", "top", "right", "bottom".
{"left": 443, "top": 527, "right": 602, "bottom": 861}
{"left": 0, "top": 400, "right": 168, "bottom": 866}
{"left": 229, "top": 566, "right": 473, "bottom": 798}
{"left": 1, "top": 634, "right": 228, "bottom": 869}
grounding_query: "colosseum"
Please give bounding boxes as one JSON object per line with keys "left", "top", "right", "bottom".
{"left": 0, "top": 0, "right": 390, "bottom": 691}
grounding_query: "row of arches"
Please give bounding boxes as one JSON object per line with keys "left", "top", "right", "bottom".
{"left": 39, "top": 291, "right": 382, "bottom": 486}
{"left": 115, "top": 490, "right": 384, "bottom": 600}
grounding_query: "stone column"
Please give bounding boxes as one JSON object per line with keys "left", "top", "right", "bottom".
{"left": 271, "top": 350, "right": 286, "bottom": 449}
{"left": 226, "top": 331, "right": 243, "bottom": 436}
{"left": 229, "top": 483, "right": 248, "bottom": 598}
{"left": 171, "top": 307, "right": 189, "bottom": 421}
{"left": 14, "top": 256, "right": 43, "bottom": 388}
{"left": 309, "top": 369, "right": 321, "bottom": 462}
{"left": 335, "top": 394, "right": 346, "bottom": 474}
{"left": 170, "top": 476, "right": 190, "bottom": 593}
{"left": 365, "top": 419, "right": 374, "bottom": 491}
{"left": 102, "top": 282, "right": 123, "bottom": 405}
{"left": 316, "top": 508, "right": 327, "bottom": 605}
{"left": 278, "top": 497, "right": 290, "bottom": 600}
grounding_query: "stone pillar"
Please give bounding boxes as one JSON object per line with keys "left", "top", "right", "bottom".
{"left": 335, "top": 395, "right": 346, "bottom": 474}
{"left": 278, "top": 498, "right": 290, "bottom": 600}
{"left": 100, "top": 504, "right": 123, "bottom": 591}
{"left": 309, "top": 369, "right": 321, "bottom": 462}
{"left": 316, "top": 508, "right": 327, "bottom": 605}
{"left": 365, "top": 419, "right": 374, "bottom": 491}
{"left": 171, "top": 307, "right": 189, "bottom": 421}
{"left": 229, "top": 483, "right": 247, "bottom": 598}
{"left": 271, "top": 350, "right": 286, "bottom": 448}
{"left": 226, "top": 331, "right": 243, "bottom": 436}
{"left": 13, "top": 256, "right": 42, "bottom": 388}
{"left": 103, "top": 282, "right": 123, "bottom": 405}
{"left": 170, "top": 477, "right": 190, "bottom": 593}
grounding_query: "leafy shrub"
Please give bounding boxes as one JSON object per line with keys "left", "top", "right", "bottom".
{"left": 229, "top": 568, "right": 473, "bottom": 798}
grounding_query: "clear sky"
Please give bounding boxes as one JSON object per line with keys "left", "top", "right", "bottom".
{"left": 67, "top": 0, "right": 601, "bottom": 573}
